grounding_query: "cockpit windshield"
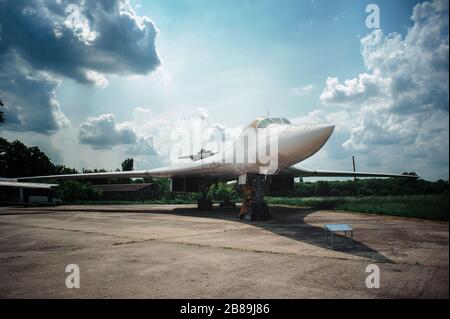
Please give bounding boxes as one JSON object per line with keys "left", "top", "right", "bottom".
{"left": 271, "top": 118, "right": 284, "bottom": 124}
{"left": 257, "top": 118, "right": 275, "bottom": 128}
{"left": 252, "top": 116, "right": 292, "bottom": 128}
{"left": 248, "top": 116, "right": 292, "bottom": 128}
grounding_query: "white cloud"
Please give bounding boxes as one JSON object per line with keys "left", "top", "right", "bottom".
{"left": 290, "top": 84, "right": 313, "bottom": 95}
{"left": 126, "top": 136, "right": 158, "bottom": 156}
{"left": 75, "top": 106, "right": 242, "bottom": 168}
{"left": 79, "top": 114, "right": 137, "bottom": 148}
{"left": 85, "top": 70, "right": 109, "bottom": 88}
{"left": 317, "top": 0, "right": 448, "bottom": 179}
{"left": 0, "top": 0, "right": 160, "bottom": 133}
{"left": 320, "top": 73, "right": 388, "bottom": 106}
{"left": 0, "top": 53, "right": 69, "bottom": 133}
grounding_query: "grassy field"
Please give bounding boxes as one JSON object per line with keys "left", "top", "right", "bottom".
{"left": 45, "top": 194, "right": 449, "bottom": 221}
{"left": 267, "top": 194, "right": 449, "bottom": 221}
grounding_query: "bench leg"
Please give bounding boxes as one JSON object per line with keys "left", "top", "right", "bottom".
{"left": 331, "top": 232, "right": 334, "bottom": 248}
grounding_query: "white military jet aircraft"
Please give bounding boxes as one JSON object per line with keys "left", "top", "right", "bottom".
{"left": 4, "top": 116, "right": 416, "bottom": 219}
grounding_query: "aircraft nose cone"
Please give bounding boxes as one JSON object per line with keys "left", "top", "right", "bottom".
{"left": 296, "top": 124, "right": 335, "bottom": 149}
{"left": 277, "top": 123, "right": 335, "bottom": 166}
{"left": 312, "top": 124, "right": 335, "bottom": 140}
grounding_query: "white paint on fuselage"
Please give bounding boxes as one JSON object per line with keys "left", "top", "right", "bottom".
{"left": 200, "top": 122, "right": 335, "bottom": 176}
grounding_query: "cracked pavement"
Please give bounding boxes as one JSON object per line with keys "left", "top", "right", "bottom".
{"left": 0, "top": 204, "right": 448, "bottom": 298}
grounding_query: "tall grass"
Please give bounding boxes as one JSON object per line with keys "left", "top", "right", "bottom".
{"left": 266, "top": 195, "right": 449, "bottom": 221}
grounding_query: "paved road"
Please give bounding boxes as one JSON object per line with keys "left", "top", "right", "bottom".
{"left": 0, "top": 204, "right": 448, "bottom": 298}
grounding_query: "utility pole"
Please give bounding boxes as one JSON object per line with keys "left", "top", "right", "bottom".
{"left": 352, "top": 155, "right": 358, "bottom": 198}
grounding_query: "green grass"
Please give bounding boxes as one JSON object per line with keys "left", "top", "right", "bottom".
{"left": 60, "top": 194, "right": 449, "bottom": 221}
{"left": 266, "top": 195, "right": 449, "bottom": 221}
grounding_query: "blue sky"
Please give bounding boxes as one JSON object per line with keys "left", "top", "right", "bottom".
{"left": 58, "top": 0, "right": 421, "bottom": 125}
{"left": 0, "top": 0, "right": 448, "bottom": 180}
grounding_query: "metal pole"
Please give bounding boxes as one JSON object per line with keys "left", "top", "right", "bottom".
{"left": 352, "top": 155, "right": 358, "bottom": 198}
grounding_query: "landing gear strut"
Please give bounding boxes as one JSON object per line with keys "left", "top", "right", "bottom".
{"left": 197, "top": 180, "right": 212, "bottom": 210}
{"left": 239, "top": 174, "right": 271, "bottom": 221}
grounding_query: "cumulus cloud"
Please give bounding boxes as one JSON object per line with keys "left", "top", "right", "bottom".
{"left": 318, "top": 0, "right": 448, "bottom": 178}
{"left": 79, "top": 114, "right": 137, "bottom": 148}
{"left": 81, "top": 107, "right": 243, "bottom": 166}
{"left": 78, "top": 111, "right": 160, "bottom": 161}
{"left": 126, "top": 137, "right": 158, "bottom": 156}
{"left": 0, "top": 53, "right": 69, "bottom": 133}
{"left": 0, "top": 0, "right": 160, "bottom": 133}
{"left": 320, "top": 73, "right": 387, "bottom": 106}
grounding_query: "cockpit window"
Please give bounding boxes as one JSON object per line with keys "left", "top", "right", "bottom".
{"left": 257, "top": 118, "right": 275, "bottom": 128}
{"left": 250, "top": 116, "right": 292, "bottom": 128}
{"left": 271, "top": 118, "right": 284, "bottom": 124}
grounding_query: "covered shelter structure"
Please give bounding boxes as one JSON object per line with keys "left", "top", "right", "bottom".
{"left": 0, "top": 179, "right": 58, "bottom": 205}
{"left": 93, "top": 183, "right": 156, "bottom": 201}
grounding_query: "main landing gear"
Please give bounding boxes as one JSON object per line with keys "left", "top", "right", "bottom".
{"left": 196, "top": 175, "right": 271, "bottom": 221}
{"left": 239, "top": 174, "right": 271, "bottom": 221}
{"left": 197, "top": 180, "right": 213, "bottom": 210}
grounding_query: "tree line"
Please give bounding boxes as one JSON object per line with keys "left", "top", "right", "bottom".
{"left": 0, "top": 137, "right": 134, "bottom": 179}
{"left": 291, "top": 178, "right": 448, "bottom": 197}
{"left": 0, "top": 138, "right": 138, "bottom": 201}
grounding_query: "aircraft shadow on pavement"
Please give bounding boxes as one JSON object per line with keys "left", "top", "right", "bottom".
{"left": 167, "top": 205, "right": 394, "bottom": 264}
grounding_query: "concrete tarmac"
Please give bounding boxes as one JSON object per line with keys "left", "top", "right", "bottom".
{"left": 0, "top": 204, "right": 448, "bottom": 298}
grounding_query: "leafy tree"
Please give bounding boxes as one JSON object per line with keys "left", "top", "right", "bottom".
{"left": 54, "top": 164, "right": 78, "bottom": 175}
{"left": 315, "top": 180, "right": 331, "bottom": 196}
{"left": 0, "top": 138, "right": 8, "bottom": 177}
{"left": 151, "top": 178, "right": 171, "bottom": 199}
{"left": 292, "top": 177, "right": 448, "bottom": 197}
{"left": 28, "top": 146, "right": 55, "bottom": 176}
{"left": 54, "top": 181, "right": 102, "bottom": 201}
{"left": 0, "top": 138, "right": 58, "bottom": 178}
{"left": 121, "top": 158, "right": 134, "bottom": 171}
{"left": 0, "top": 139, "right": 53, "bottom": 177}
{"left": 209, "top": 182, "right": 239, "bottom": 201}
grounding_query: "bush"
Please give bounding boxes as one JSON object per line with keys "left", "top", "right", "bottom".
{"left": 54, "top": 181, "right": 102, "bottom": 201}
{"left": 209, "top": 183, "right": 239, "bottom": 201}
